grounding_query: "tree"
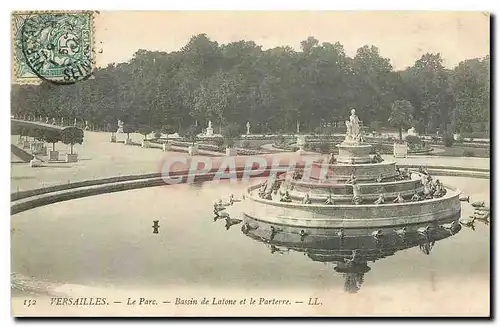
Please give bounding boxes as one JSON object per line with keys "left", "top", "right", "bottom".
{"left": 161, "top": 125, "right": 175, "bottom": 135}
{"left": 221, "top": 122, "right": 241, "bottom": 148}
{"left": 138, "top": 125, "right": 153, "bottom": 140}
{"left": 183, "top": 124, "right": 201, "bottom": 145}
{"left": 9, "top": 34, "right": 489, "bottom": 142}
{"left": 123, "top": 123, "right": 136, "bottom": 140}
{"left": 41, "top": 130, "right": 61, "bottom": 151}
{"left": 388, "top": 100, "right": 414, "bottom": 141}
{"left": 60, "top": 127, "right": 84, "bottom": 155}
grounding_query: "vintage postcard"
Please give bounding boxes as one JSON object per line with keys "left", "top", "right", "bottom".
{"left": 10, "top": 11, "right": 490, "bottom": 317}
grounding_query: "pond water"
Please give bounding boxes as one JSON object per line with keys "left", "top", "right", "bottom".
{"left": 11, "top": 176, "right": 490, "bottom": 313}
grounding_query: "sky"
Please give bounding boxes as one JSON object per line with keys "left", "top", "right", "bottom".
{"left": 93, "top": 11, "right": 490, "bottom": 70}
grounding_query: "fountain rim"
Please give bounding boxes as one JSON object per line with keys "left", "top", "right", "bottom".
{"left": 311, "top": 160, "right": 397, "bottom": 167}
{"left": 245, "top": 182, "right": 461, "bottom": 209}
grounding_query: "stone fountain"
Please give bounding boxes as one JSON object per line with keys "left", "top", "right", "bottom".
{"left": 242, "top": 109, "right": 462, "bottom": 230}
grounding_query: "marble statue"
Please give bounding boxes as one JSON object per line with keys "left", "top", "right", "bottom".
{"left": 296, "top": 121, "right": 300, "bottom": 133}
{"left": 52, "top": 118, "right": 56, "bottom": 125}
{"left": 45, "top": 117, "right": 49, "bottom": 124}
{"left": 246, "top": 122, "right": 251, "bottom": 135}
{"left": 74, "top": 118, "right": 77, "bottom": 127}
{"left": 61, "top": 117, "right": 64, "bottom": 126}
{"left": 117, "top": 120, "right": 124, "bottom": 133}
{"left": 344, "top": 109, "right": 362, "bottom": 143}
{"left": 208, "top": 121, "right": 212, "bottom": 129}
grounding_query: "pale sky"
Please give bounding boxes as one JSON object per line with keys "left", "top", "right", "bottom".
{"left": 94, "top": 11, "right": 490, "bottom": 70}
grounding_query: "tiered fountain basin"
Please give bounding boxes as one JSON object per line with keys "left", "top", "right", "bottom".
{"left": 243, "top": 183, "right": 461, "bottom": 229}
{"left": 310, "top": 161, "right": 398, "bottom": 182}
{"left": 289, "top": 179, "right": 424, "bottom": 202}
{"left": 336, "top": 142, "right": 373, "bottom": 164}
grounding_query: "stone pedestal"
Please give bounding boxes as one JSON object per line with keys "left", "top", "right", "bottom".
{"left": 49, "top": 150, "right": 59, "bottom": 161}
{"left": 30, "top": 142, "right": 46, "bottom": 155}
{"left": 407, "top": 127, "right": 418, "bottom": 137}
{"left": 296, "top": 135, "right": 306, "bottom": 152}
{"left": 393, "top": 143, "right": 408, "bottom": 158}
{"left": 336, "top": 142, "right": 372, "bottom": 163}
{"left": 29, "top": 158, "right": 43, "bottom": 167}
{"left": 205, "top": 127, "right": 214, "bottom": 137}
{"left": 162, "top": 143, "right": 172, "bottom": 152}
{"left": 66, "top": 153, "right": 78, "bottom": 163}
{"left": 188, "top": 144, "right": 199, "bottom": 156}
{"left": 225, "top": 147, "right": 237, "bottom": 156}
{"left": 33, "top": 146, "right": 47, "bottom": 156}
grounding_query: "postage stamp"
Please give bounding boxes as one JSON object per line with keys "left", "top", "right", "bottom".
{"left": 12, "top": 11, "right": 95, "bottom": 84}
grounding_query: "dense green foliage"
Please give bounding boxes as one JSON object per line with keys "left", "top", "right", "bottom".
{"left": 11, "top": 34, "right": 490, "bottom": 137}
{"left": 60, "top": 127, "right": 84, "bottom": 154}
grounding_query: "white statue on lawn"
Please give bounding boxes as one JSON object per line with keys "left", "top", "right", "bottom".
{"left": 117, "top": 120, "right": 124, "bottom": 133}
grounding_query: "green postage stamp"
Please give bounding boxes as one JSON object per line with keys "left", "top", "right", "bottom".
{"left": 12, "top": 11, "right": 95, "bottom": 84}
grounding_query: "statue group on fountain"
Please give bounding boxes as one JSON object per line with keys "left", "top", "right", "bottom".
{"left": 344, "top": 109, "right": 363, "bottom": 143}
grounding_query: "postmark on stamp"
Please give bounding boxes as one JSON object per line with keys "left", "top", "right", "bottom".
{"left": 12, "top": 11, "right": 95, "bottom": 84}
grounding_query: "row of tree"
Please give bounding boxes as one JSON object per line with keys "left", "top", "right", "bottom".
{"left": 11, "top": 34, "right": 490, "bottom": 138}
{"left": 13, "top": 125, "right": 84, "bottom": 154}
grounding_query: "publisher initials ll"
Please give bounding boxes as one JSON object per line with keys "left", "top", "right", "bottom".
{"left": 308, "top": 298, "right": 321, "bottom": 306}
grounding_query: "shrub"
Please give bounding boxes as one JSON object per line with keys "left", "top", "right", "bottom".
{"left": 442, "top": 133, "right": 455, "bottom": 147}
{"left": 123, "top": 123, "right": 136, "bottom": 139}
{"left": 154, "top": 131, "right": 162, "bottom": 139}
{"left": 222, "top": 122, "right": 241, "bottom": 148}
{"left": 213, "top": 137, "right": 224, "bottom": 150}
{"left": 455, "top": 134, "right": 465, "bottom": 144}
{"left": 370, "top": 121, "right": 380, "bottom": 133}
{"left": 275, "top": 134, "right": 286, "bottom": 145}
{"left": 317, "top": 142, "right": 331, "bottom": 154}
{"left": 138, "top": 125, "right": 153, "bottom": 140}
{"left": 183, "top": 124, "right": 202, "bottom": 145}
{"left": 405, "top": 135, "right": 422, "bottom": 149}
{"left": 463, "top": 150, "right": 475, "bottom": 157}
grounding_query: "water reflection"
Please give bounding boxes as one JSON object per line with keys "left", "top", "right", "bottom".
{"left": 240, "top": 216, "right": 462, "bottom": 293}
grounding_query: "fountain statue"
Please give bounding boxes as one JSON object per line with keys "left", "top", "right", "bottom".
{"left": 206, "top": 120, "right": 214, "bottom": 137}
{"left": 296, "top": 121, "right": 300, "bottom": 134}
{"left": 344, "top": 109, "right": 362, "bottom": 143}
{"left": 246, "top": 122, "right": 251, "bottom": 135}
